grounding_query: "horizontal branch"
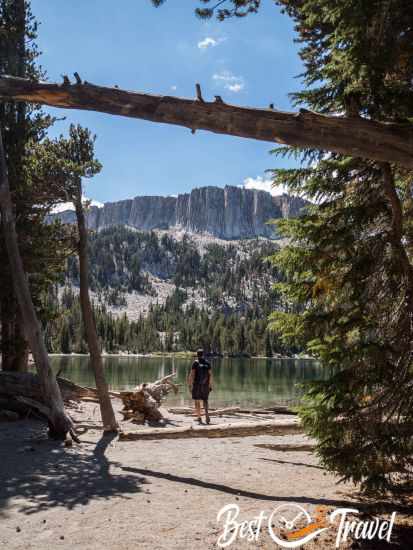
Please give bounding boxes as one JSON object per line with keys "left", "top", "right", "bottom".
{"left": 0, "top": 75, "right": 412, "bottom": 168}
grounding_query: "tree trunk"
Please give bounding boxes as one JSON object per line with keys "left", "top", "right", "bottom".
{"left": 0, "top": 0, "right": 28, "bottom": 374}
{"left": 1, "top": 292, "right": 16, "bottom": 370}
{"left": 11, "top": 306, "right": 29, "bottom": 372}
{"left": 0, "top": 75, "right": 412, "bottom": 169}
{"left": 1, "top": 295, "right": 28, "bottom": 372}
{"left": 119, "top": 372, "right": 179, "bottom": 423}
{"left": 0, "top": 371, "right": 98, "bottom": 402}
{"left": 381, "top": 163, "right": 413, "bottom": 314}
{"left": 0, "top": 131, "right": 72, "bottom": 439}
{"left": 74, "top": 189, "right": 118, "bottom": 432}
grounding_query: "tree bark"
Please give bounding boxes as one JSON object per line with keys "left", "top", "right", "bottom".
{"left": 0, "top": 371, "right": 99, "bottom": 402}
{"left": 0, "top": 0, "right": 29, "bottom": 374}
{"left": 0, "top": 131, "right": 72, "bottom": 439}
{"left": 119, "top": 372, "right": 179, "bottom": 423}
{"left": 119, "top": 419, "right": 301, "bottom": 440}
{"left": 1, "top": 293, "right": 16, "bottom": 371}
{"left": 381, "top": 163, "right": 413, "bottom": 314}
{"left": 0, "top": 75, "right": 412, "bottom": 168}
{"left": 11, "top": 306, "right": 29, "bottom": 372}
{"left": 0, "top": 295, "right": 28, "bottom": 372}
{"left": 74, "top": 189, "right": 118, "bottom": 432}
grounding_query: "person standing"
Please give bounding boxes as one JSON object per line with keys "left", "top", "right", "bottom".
{"left": 187, "top": 349, "right": 212, "bottom": 424}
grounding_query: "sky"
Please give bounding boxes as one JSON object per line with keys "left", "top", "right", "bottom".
{"left": 31, "top": 0, "right": 303, "bottom": 203}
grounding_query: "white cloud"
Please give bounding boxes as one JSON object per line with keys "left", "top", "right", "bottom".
{"left": 86, "top": 198, "right": 104, "bottom": 208}
{"left": 51, "top": 197, "right": 103, "bottom": 214}
{"left": 170, "top": 85, "right": 177, "bottom": 91}
{"left": 198, "top": 37, "right": 218, "bottom": 49}
{"left": 242, "top": 176, "right": 287, "bottom": 197}
{"left": 198, "top": 36, "right": 225, "bottom": 50}
{"left": 227, "top": 83, "right": 243, "bottom": 93}
{"left": 212, "top": 70, "right": 245, "bottom": 93}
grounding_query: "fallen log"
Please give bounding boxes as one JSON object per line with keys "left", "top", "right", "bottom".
{"left": 167, "top": 405, "right": 297, "bottom": 416}
{"left": 119, "top": 371, "right": 179, "bottom": 424}
{"left": 16, "top": 396, "right": 52, "bottom": 420}
{"left": 141, "top": 372, "right": 179, "bottom": 402}
{"left": 261, "top": 406, "right": 298, "bottom": 415}
{"left": 254, "top": 443, "right": 315, "bottom": 452}
{"left": 0, "top": 371, "right": 97, "bottom": 403}
{"left": 167, "top": 406, "right": 241, "bottom": 416}
{"left": 0, "top": 371, "right": 178, "bottom": 425}
{"left": 0, "top": 396, "right": 37, "bottom": 416}
{"left": 119, "top": 419, "right": 302, "bottom": 440}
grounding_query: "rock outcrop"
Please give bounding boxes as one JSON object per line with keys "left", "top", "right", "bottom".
{"left": 51, "top": 185, "right": 307, "bottom": 239}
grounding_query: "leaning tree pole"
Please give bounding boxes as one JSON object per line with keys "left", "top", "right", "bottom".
{"left": 0, "top": 131, "right": 73, "bottom": 439}
{"left": 0, "top": 75, "right": 412, "bottom": 168}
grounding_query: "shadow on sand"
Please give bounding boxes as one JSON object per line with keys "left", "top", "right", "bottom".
{"left": 0, "top": 421, "right": 146, "bottom": 515}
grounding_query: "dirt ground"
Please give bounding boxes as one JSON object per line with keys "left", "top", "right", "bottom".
{"left": 0, "top": 402, "right": 411, "bottom": 550}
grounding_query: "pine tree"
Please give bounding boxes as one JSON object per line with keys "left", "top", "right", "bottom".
{"left": 60, "top": 320, "right": 71, "bottom": 355}
{"left": 0, "top": 0, "right": 74, "bottom": 438}
{"left": 264, "top": 330, "right": 272, "bottom": 358}
{"left": 264, "top": 1, "right": 413, "bottom": 491}
{"left": 48, "top": 124, "right": 118, "bottom": 432}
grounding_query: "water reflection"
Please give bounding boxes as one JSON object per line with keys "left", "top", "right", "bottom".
{"left": 50, "top": 356, "right": 329, "bottom": 408}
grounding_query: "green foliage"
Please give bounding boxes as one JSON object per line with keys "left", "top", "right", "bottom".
{"left": 64, "top": 226, "right": 282, "bottom": 309}
{"left": 46, "top": 284, "right": 287, "bottom": 357}
{"left": 264, "top": 1, "right": 413, "bottom": 491}
{"left": 46, "top": 227, "right": 297, "bottom": 357}
{"left": 0, "top": 0, "right": 73, "bottom": 367}
{"left": 151, "top": 0, "right": 260, "bottom": 20}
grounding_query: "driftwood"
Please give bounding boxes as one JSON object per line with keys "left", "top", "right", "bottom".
{"left": 167, "top": 406, "right": 241, "bottom": 416}
{"left": 0, "top": 371, "right": 98, "bottom": 403}
{"left": 16, "top": 396, "right": 53, "bottom": 420}
{"left": 0, "top": 396, "right": 37, "bottom": 416}
{"left": 167, "top": 405, "right": 297, "bottom": 416}
{"left": 0, "top": 75, "right": 411, "bottom": 169}
{"left": 254, "top": 443, "right": 315, "bottom": 452}
{"left": 119, "top": 419, "right": 301, "bottom": 440}
{"left": 119, "top": 372, "right": 179, "bottom": 424}
{"left": 0, "top": 371, "right": 178, "bottom": 425}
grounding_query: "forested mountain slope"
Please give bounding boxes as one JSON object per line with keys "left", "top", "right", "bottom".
{"left": 46, "top": 226, "right": 298, "bottom": 356}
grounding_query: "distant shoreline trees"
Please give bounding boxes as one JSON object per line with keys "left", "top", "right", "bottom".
{"left": 45, "top": 227, "right": 296, "bottom": 358}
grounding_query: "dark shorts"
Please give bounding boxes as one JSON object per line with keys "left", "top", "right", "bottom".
{"left": 192, "top": 384, "right": 210, "bottom": 401}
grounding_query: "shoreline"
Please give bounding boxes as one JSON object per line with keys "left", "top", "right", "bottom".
{"left": 48, "top": 352, "right": 315, "bottom": 361}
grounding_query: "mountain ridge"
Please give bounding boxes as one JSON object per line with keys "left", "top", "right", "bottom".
{"left": 52, "top": 185, "right": 307, "bottom": 239}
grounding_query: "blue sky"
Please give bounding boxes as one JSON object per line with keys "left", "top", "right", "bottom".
{"left": 31, "top": 0, "right": 302, "bottom": 203}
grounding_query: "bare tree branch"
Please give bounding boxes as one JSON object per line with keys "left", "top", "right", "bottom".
{"left": 0, "top": 75, "right": 412, "bottom": 168}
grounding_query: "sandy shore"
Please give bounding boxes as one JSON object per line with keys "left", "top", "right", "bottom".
{"left": 0, "top": 401, "right": 411, "bottom": 550}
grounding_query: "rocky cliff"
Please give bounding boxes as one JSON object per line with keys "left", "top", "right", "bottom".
{"left": 52, "top": 185, "right": 307, "bottom": 239}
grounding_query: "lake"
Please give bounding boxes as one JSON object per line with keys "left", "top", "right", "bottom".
{"left": 50, "top": 356, "right": 328, "bottom": 409}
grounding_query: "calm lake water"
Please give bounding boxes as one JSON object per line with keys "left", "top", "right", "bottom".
{"left": 50, "top": 356, "right": 328, "bottom": 408}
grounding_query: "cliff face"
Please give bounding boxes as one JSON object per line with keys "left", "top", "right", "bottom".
{"left": 52, "top": 185, "right": 307, "bottom": 239}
